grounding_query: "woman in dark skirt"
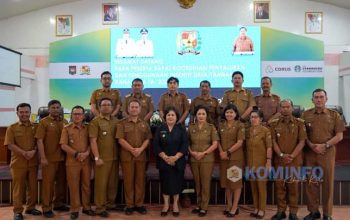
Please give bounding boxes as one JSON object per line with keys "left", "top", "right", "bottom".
{"left": 153, "top": 106, "right": 188, "bottom": 217}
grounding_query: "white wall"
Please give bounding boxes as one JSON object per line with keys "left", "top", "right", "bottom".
{"left": 0, "top": 0, "right": 349, "bottom": 125}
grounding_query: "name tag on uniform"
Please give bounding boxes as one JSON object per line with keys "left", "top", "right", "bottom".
{"left": 102, "top": 131, "right": 107, "bottom": 136}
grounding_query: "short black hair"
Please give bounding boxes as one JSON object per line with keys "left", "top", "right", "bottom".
{"left": 164, "top": 106, "right": 180, "bottom": 123}
{"left": 16, "top": 103, "right": 31, "bottom": 111}
{"left": 98, "top": 97, "right": 113, "bottom": 107}
{"left": 194, "top": 105, "right": 209, "bottom": 117}
{"left": 240, "top": 26, "right": 247, "bottom": 31}
{"left": 222, "top": 104, "right": 240, "bottom": 120}
{"left": 71, "top": 105, "right": 85, "bottom": 113}
{"left": 167, "top": 76, "right": 179, "bottom": 84}
{"left": 312, "top": 88, "right": 327, "bottom": 97}
{"left": 232, "top": 71, "right": 244, "bottom": 79}
{"left": 200, "top": 80, "right": 211, "bottom": 88}
{"left": 261, "top": 76, "right": 272, "bottom": 84}
{"left": 48, "top": 100, "right": 61, "bottom": 108}
{"left": 132, "top": 78, "right": 143, "bottom": 84}
{"left": 250, "top": 109, "right": 264, "bottom": 119}
{"left": 128, "top": 99, "right": 141, "bottom": 107}
{"left": 101, "top": 71, "right": 112, "bottom": 78}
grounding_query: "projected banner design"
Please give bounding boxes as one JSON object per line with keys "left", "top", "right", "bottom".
{"left": 110, "top": 26, "right": 261, "bottom": 88}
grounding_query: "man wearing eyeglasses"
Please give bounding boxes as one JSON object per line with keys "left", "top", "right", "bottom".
{"left": 89, "top": 98, "right": 119, "bottom": 218}
{"left": 60, "top": 106, "right": 96, "bottom": 220}
{"left": 90, "top": 71, "right": 122, "bottom": 117}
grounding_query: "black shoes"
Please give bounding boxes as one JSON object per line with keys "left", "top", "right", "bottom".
{"left": 160, "top": 208, "right": 169, "bottom": 217}
{"left": 24, "top": 208, "right": 42, "bottom": 216}
{"left": 53, "top": 205, "right": 70, "bottom": 212}
{"left": 43, "top": 210, "right": 55, "bottom": 218}
{"left": 82, "top": 209, "right": 96, "bottom": 216}
{"left": 173, "top": 211, "right": 180, "bottom": 217}
{"left": 289, "top": 213, "right": 299, "bottom": 220}
{"left": 304, "top": 211, "right": 321, "bottom": 220}
{"left": 192, "top": 207, "right": 201, "bottom": 214}
{"left": 97, "top": 210, "right": 109, "bottom": 218}
{"left": 271, "top": 212, "right": 287, "bottom": 220}
{"left": 226, "top": 208, "right": 239, "bottom": 217}
{"left": 323, "top": 216, "right": 332, "bottom": 220}
{"left": 125, "top": 207, "right": 134, "bottom": 215}
{"left": 135, "top": 206, "right": 147, "bottom": 214}
{"left": 198, "top": 210, "right": 207, "bottom": 217}
{"left": 14, "top": 213, "right": 23, "bottom": 220}
{"left": 70, "top": 212, "right": 79, "bottom": 220}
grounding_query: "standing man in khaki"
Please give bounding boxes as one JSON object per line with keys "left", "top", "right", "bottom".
{"left": 89, "top": 97, "right": 119, "bottom": 218}
{"left": 122, "top": 78, "right": 154, "bottom": 122}
{"left": 90, "top": 71, "right": 122, "bottom": 117}
{"left": 5, "top": 103, "right": 42, "bottom": 220}
{"left": 158, "top": 76, "right": 190, "bottom": 125}
{"left": 190, "top": 80, "right": 220, "bottom": 127}
{"left": 301, "top": 89, "right": 345, "bottom": 220}
{"left": 116, "top": 99, "right": 152, "bottom": 215}
{"left": 269, "top": 99, "right": 306, "bottom": 220}
{"left": 255, "top": 76, "right": 281, "bottom": 123}
{"left": 221, "top": 71, "right": 256, "bottom": 122}
{"left": 60, "top": 105, "right": 96, "bottom": 220}
{"left": 36, "top": 100, "right": 69, "bottom": 218}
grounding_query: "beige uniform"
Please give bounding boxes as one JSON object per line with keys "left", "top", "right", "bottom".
{"left": 4, "top": 122, "right": 38, "bottom": 214}
{"left": 88, "top": 116, "right": 119, "bottom": 213}
{"left": 188, "top": 123, "right": 219, "bottom": 210}
{"left": 246, "top": 125, "right": 272, "bottom": 212}
{"left": 90, "top": 88, "right": 122, "bottom": 112}
{"left": 221, "top": 88, "right": 256, "bottom": 119}
{"left": 270, "top": 116, "right": 306, "bottom": 214}
{"left": 116, "top": 118, "right": 152, "bottom": 208}
{"left": 122, "top": 93, "right": 154, "bottom": 121}
{"left": 301, "top": 108, "right": 345, "bottom": 216}
{"left": 60, "top": 123, "right": 92, "bottom": 212}
{"left": 158, "top": 91, "right": 190, "bottom": 123}
{"left": 218, "top": 120, "right": 245, "bottom": 189}
{"left": 35, "top": 116, "right": 68, "bottom": 212}
{"left": 255, "top": 93, "right": 280, "bottom": 123}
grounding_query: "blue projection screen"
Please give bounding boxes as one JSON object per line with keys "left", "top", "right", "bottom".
{"left": 111, "top": 26, "right": 261, "bottom": 89}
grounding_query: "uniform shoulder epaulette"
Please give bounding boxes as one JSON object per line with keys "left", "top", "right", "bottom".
{"left": 295, "top": 118, "right": 305, "bottom": 123}
{"left": 64, "top": 122, "right": 73, "bottom": 128}
{"left": 327, "top": 108, "right": 339, "bottom": 115}
{"left": 271, "top": 94, "right": 280, "bottom": 98}
{"left": 125, "top": 93, "right": 132, "bottom": 98}
{"left": 145, "top": 93, "right": 151, "bottom": 98}
{"left": 224, "top": 89, "right": 232, "bottom": 94}
{"left": 269, "top": 118, "right": 280, "bottom": 125}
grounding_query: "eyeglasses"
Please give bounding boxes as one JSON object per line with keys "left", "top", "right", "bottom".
{"left": 100, "top": 104, "right": 112, "bottom": 107}
{"left": 250, "top": 115, "right": 259, "bottom": 119}
{"left": 72, "top": 113, "right": 84, "bottom": 116}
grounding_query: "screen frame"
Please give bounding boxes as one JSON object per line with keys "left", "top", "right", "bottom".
{"left": 0, "top": 45, "right": 22, "bottom": 87}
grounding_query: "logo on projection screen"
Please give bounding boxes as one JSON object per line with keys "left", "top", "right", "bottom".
{"left": 177, "top": 31, "right": 201, "bottom": 55}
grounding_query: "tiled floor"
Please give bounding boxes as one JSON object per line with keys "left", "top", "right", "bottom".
{"left": 0, "top": 205, "right": 349, "bottom": 220}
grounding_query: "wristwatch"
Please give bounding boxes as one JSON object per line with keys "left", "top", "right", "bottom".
{"left": 325, "top": 143, "right": 332, "bottom": 149}
{"left": 279, "top": 153, "right": 284, "bottom": 158}
{"left": 94, "top": 157, "right": 99, "bottom": 161}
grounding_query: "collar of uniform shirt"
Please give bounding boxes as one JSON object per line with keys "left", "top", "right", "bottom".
{"left": 132, "top": 93, "right": 144, "bottom": 98}
{"left": 49, "top": 115, "right": 62, "bottom": 121}
{"left": 72, "top": 123, "right": 85, "bottom": 129}
{"left": 232, "top": 87, "right": 246, "bottom": 92}
{"left": 127, "top": 117, "right": 141, "bottom": 123}
{"left": 167, "top": 91, "right": 179, "bottom": 96}
{"left": 281, "top": 116, "right": 293, "bottom": 123}
{"left": 18, "top": 121, "right": 32, "bottom": 126}
{"left": 102, "top": 88, "right": 111, "bottom": 92}
{"left": 313, "top": 107, "right": 328, "bottom": 114}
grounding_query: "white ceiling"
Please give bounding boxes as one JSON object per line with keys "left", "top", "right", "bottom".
{"left": 0, "top": 0, "right": 80, "bottom": 20}
{"left": 0, "top": 0, "right": 349, "bottom": 20}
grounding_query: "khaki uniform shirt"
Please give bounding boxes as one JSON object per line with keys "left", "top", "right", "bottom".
{"left": 158, "top": 92, "right": 190, "bottom": 117}
{"left": 122, "top": 93, "right": 154, "bottom": 120}
{"left": 4, "top": 121, "right": 38, "bottom": 168}
{"left": 246, "top": 125, "right": 272, "bottom": 168}
{"left": 190, "top": 96, "right": 220, "bottom": 126}
{"left": 270, "top": 116, "right": 306, "bottom": 163}
{"left": 116, "top": 117, "right": 152, "bottom": 162}
{"left": 188, "top": 123, "right": 219, "bottom": 163}
{"left": 88, "top": 116, "right": 118, "bottom": 161}
{"left": 35, "top": 116, "right": 68, "bottom": 162}
{"left": 60, "top": 123, "right": 90, "bottom": 166}
{"left": 255, "top": 93, "right": 280, "bottom": 122}
{"left": 221, "top": 88, "right": 256, "bottom": 117}
{"left": 90, "top": 88, "right": 122, "bottom": 111}
{"left": 218, "top": 120, "right": 245, "bottom": 161}
{"left": 301, "top": 108, "right": 346, "bottom": 144}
